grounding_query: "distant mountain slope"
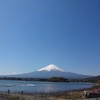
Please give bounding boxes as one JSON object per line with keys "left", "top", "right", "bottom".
{"left": 0, "top": 64, "right": 91, "bottom": 79}
{"left": 82, "top": 76, "right": 100, "bottom": 82}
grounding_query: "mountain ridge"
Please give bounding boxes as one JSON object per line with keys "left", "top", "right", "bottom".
{"left": 0, "top": 64, "right": 91, "bottom": 79}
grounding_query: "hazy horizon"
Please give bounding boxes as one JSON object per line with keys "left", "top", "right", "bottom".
{"left": 0, "top": 64, "right": 98, "bottom": 76}
{"left": 0, "top": 0, "right": 100, "bottom": 76}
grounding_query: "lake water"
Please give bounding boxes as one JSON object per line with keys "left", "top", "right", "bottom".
{"left": 0, "top": 80, "right": 93, "bottom": 93}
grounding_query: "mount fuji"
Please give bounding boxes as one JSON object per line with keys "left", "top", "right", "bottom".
{"left": 2, "top": 64, "right": 91, "bottom": 79}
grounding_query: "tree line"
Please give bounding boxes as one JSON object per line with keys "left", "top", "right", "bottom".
{"left": 0, "top": 76, "right": 100, "bottom": 83}
{"left": 0, "top": 77, "right": 69, "bottom": 82}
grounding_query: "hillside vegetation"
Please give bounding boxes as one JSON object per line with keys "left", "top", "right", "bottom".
{"left": 48, "top": 77, "right": 69, "bottom": 82}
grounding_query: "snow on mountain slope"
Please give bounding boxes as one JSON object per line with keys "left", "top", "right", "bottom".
{"left": 38, "top": 64, "right": 65, "bottom": 72}
{"left": 0, "top": 64, "right": 91, "bottom": 79}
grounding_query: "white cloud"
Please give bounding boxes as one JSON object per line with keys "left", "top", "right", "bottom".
{"left": 11, "top": 72, "right": 17, "bottom": 75}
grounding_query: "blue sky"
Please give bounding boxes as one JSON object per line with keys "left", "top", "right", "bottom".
{"left": 0, "top": 0, "right": 100, "bottom": 75}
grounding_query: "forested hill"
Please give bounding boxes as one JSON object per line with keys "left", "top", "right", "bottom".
{"left": 82, "top": 76, "right": 100, "bottom": 83}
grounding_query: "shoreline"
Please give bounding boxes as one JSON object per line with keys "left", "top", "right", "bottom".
{"left": 0, "top": 84, "right": 100, "bottom": 100}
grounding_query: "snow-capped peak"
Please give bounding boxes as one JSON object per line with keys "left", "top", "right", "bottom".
{"left": 38, "top": 64, "right": 65, "bottom": 72}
